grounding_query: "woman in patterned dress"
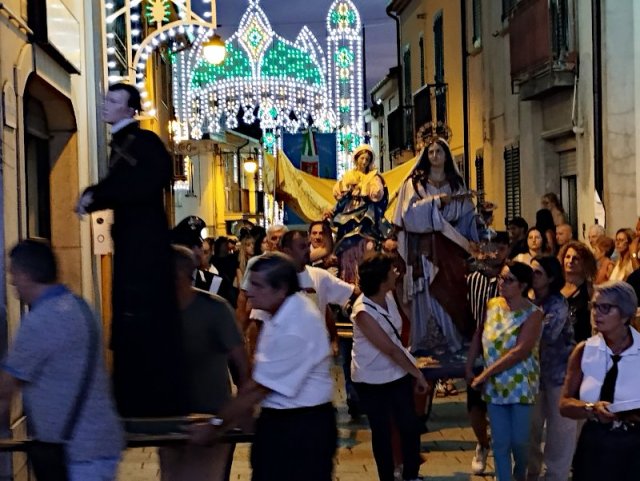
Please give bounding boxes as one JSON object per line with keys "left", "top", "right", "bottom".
{"left": 466, "top": 261, "right": 543, "bottom": 481}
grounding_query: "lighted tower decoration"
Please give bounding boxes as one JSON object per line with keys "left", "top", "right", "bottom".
{"left": 326, "top": 0, "right": 364, "bottom": 176}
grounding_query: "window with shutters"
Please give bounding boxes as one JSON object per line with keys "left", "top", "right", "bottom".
{"left": 434, "top": 12, "right": 444, "bottom": 83}
{"left": 504, "top": 144, "right": 521, "bottom": 222}
{"left": 472, "top": 0, "right": 482, "bottom": 48}
{"left": 433, "top": 11, "right": 447, "bottom": 137}
{"left": 403, "top": 47, "right": 413, "bottom": 149}
{"left": 475, "top": 150, "right": 485, "bottom": 204}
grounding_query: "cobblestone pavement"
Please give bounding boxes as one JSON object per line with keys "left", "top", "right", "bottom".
{"left": 118, "top": 368, "right": 495, "bottom": 481}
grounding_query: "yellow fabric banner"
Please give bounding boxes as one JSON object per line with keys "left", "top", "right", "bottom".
{"left": 263, "top": 151, "right": 416, "bottom": 223}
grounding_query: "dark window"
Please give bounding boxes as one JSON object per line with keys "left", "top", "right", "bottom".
{"left": 550, "top": 0, "right": 569, "bottom": 59}
{"left": 434, "top": 83, "right": 448, "bottom": 138}
{"left": 403, "top": 48, "right": 413, "bottom": 149}
{"left": 387, "top": 107, "right": 403, "bottom": 153}
{"left": 419, "top": 36, "right": 426, "bottom": 86}
{"left": 413, "top": 87, "right": 433, "bottom": 133}
{"left": 502, "top": 0, "right": 518, "bottom": 20}
{"left": 24, "top": 96, "right": 51, "bottom": 240}
{"left": 472, "top": 0, "right": 482, "bottom": 48}
{"left": 475, "top": 150, "right": 485, "bottom": 204}
{"left": 504, "top": 144, "right": 521, "bottom": 222}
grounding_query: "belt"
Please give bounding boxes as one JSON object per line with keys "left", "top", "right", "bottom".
{"left": 588, "top": 418, "right": 640, "bottom": 432}
{"left": 260, "top": 402, "right": 334, "bottom": 417}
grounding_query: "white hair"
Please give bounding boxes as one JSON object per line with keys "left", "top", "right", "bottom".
{"left": 595, "top": 281, "right": 638, "bottom": 321}
{"left": 267, "top": 224, "right": 288, "bottom": 236}
{"left": 588, "top": 224, "right": 605, "bottom": 236}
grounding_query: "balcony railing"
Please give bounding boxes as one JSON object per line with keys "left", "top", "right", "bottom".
{"left": 413, "top": 83, "right": 449, "bottom": 150}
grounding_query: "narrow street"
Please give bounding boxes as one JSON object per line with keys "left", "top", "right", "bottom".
{"left": 118, "top": 368, "right": 494, "bottom": 481}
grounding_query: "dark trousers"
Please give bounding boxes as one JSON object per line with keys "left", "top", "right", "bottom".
{"left": 354, "top": 375, "right": 421, "bottom": 481}
{"left": 251, "top": 402, "right": 337, "bottom": 481}
{"left": 572, "top": 420, "right": 640, "bottom": 481}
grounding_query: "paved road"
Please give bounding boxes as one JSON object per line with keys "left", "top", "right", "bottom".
{"left": 118, "top": 370, "right": 495, "bottom": 481}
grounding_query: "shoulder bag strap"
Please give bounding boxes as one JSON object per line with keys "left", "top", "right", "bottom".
{"left": 362, "top": 301, "right": 402, "bottom": 343}
{"left": 60, "top": 299, "right": 100, "bottom": 441}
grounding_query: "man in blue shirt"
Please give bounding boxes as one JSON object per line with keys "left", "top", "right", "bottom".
{"left": 1, "top": 240, "right": 123, "bottom": 481}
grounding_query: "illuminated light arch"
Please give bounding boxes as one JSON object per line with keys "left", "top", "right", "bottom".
{"left": 103, "top": 0, "right": 217, "bottom": 116}
{"left": 103, "top": 0, "right": 363, "bottom": 175}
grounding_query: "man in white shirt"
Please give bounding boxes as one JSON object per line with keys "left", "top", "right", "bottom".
{"left": 190, "top": 253, "right": 336, "bottom": 481}
{"left": 280, "top": 230, "right": 356, "bottom": 318}
{"left": 280, "top": 230, "right": 362, "bottom": 418}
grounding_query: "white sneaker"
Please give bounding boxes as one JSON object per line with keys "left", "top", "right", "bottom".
{"left": 471, "top": 444, "right": 489, "bottom": 474}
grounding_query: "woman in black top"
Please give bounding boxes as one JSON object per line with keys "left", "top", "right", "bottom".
{"left": 559, "top": 241, "right": 597, "bottom": 342}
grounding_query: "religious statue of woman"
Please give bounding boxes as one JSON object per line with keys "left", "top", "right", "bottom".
{"left": 393, "top": 137, "right": 478, "bottom": 352}
{"left": 328, "top": 144, "right": 392, "bottom": 283}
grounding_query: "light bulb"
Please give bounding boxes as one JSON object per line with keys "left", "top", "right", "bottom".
{"left": 244, "top": 158, "right": 258, "bottom": 174}
{"left": 202, "top": 34, "right": 226, "bottom": 65}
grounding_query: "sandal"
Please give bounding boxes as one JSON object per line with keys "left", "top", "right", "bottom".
{"left": 443, "top": 379, "right": 458, "bottom": 396}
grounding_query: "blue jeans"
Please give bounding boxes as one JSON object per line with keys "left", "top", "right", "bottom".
{"left": 487, "top": 403, "right": 533, "bottom": 481}
{"left": 69, "top": 457, "right": 120, "bottom": 481}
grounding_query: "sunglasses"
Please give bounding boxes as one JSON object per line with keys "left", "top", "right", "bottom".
{"left": 589, "top": 302, "right": 617, "bottom": 315}
{"left": 498, "top": 275, "right": 518, "bottom": 285}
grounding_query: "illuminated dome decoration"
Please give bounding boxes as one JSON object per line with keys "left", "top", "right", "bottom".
{"left": 327, "top": 0, "right": 364, "bottom": 175}
{"left": 104, "top": 0, "right": 363, "bottom": 174}
{"left": 173, "top": 0, "right": 339, "bottom": 140}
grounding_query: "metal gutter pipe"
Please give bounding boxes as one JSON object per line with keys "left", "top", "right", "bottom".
{"left": 592, "top": 0, "right": 604, "bottom": 201}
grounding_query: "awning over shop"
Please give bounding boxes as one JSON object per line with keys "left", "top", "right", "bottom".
{"left": 263, "top": 151, "right": 416, "bottom": 222}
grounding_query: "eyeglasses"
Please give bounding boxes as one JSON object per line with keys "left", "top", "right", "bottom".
{"left": 532, "top": 269, "right": 545, "bottom": 277}
{"left": 589, "top": 302, "right": 617, "bottom": 315}
{"left": 498, "top": 275, "right": 518, "bottom": 285}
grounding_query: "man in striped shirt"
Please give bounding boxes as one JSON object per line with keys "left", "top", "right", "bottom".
{"left": 466, "top": 231, "right": 510, "bottom": 475}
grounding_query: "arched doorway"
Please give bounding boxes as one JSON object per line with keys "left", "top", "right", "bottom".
{"left": 23, "top": 75, "right": 82, "bottom": 291}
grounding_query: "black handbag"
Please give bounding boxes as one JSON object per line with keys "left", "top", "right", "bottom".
{"left": 28, "top": 299, "right": 99, "bottom": 481}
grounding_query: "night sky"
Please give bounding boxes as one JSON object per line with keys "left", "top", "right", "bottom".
{"left": 212, "top": 0, "right": 396, "bottom": 103}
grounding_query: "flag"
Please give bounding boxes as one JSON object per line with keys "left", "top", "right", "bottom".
{"left": 300, "top": 129, "right": 319, "bottom": 176}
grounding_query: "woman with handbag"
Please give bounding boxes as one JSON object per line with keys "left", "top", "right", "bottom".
{"left": 351, "top": 253, "right": 429, "bottom": 481}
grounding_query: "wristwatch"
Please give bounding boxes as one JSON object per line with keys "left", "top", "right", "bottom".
{"left": 584, "top": 402, "right": 597, "bottom": 421}
{"left": 208, "top": 416, "right": 224, "bottom": 427}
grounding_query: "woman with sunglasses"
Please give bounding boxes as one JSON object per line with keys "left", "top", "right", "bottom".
{"left": 527, "top": 256, "right": 576, "bottom": 481}
{"left": 560, "top": 281, "right": 640, "bottom": 481}
{"left": 466, "top": 262, "right": 543, "bottom": 481}
{"left": 351, "top": 253, "right": 429, "bottom": 481}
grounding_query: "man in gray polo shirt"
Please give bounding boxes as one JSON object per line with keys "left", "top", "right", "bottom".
{"left": 0, "top": 240, "right": 123, "bottom": 481}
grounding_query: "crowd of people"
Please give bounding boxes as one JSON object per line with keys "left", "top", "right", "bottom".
{"left": 3, "top": 82, "right": 639, "bottom": 481}
{"left": 462, "top": 195, "right": 640, "bottom": 481}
